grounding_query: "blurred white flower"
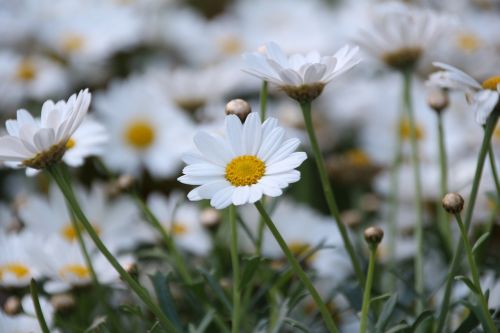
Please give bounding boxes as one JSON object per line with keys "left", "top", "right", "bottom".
{"left": 0, "top": 89, "right": 90, "bottom": 174}
{"left": 0, "top": 232, "right": 43, "bottom": 288}
{"left": 179, "top": 113, "right": 306, "bottom": 209}
{"left": 242, "top": 42, "right": 360, "bottom": 102}
{"left": 63, "top": 116, "right": 108, "bottom": 167}
{"left": 0, "top": 296, "right": 55, "bottom": 333}
{"left": 19, "top": 183, "right": 153, "bottom": 253}
{"left": 428, "top": 62, "right": 499, "bottom": 124}
{"left": 94, "top": 74, "right": 195, "bottom": 178}
{"left": 147, "top": 192, "right": 212, "bottom": 256}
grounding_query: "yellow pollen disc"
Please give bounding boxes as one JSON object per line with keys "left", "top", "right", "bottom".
{"left": 494, "top": 124, "right": 500, "bottom": 139}
{"left": 456, "top": 33, "right": 482, "bottom": 52}
{"left": 59, "top": 264, "right": 90, "bottom": 279}
{"left": 171, "top": 222, "right": 188, "bottom": 235}
{"left": 66, "top": 138, "right": 76, "bottom": 150}
{"left": 125, "top": 120, "right": 155, "bottom": 149}
{"left": 61, "top": 223, "right": 101, "bottom": 242}
{"left": 345, "top": 149, "right": 371, "bottom": 166}
{"left": 218, "top": 36, "right": 243, "bottom": 55}
{"left": 0, "top": 263, "right": 30, "bottom": 279}
{"left": 481, "top": 76, "right": 500, "bottom": 91}
{"left": 225, "top": 155, "right": 265, "bottom": 186}
{"left": 16, "top": 59, "right": 36, "bottom": 81}
{"left": 61, "top": 34, "right": 85, "bottom": 53}
{"left": 288, "top": 241, "right": 311, "bottom": 256}
{"left": 399, "top": 119, "right": 424, "bottom": 140}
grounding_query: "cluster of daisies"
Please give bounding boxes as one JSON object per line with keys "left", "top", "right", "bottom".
{"left": 0, "top": 0, "right": 499, "bottom": 332}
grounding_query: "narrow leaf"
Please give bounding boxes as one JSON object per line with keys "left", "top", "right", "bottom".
{"left": 472, "top": 232, "right": 490, "bottom": 254}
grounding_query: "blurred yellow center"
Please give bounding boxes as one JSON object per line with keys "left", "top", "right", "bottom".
{"left": 456, "top": 33, "right": 482, "bottom": 52}
{"left": 62, "top": 34, "right": 85, "bottom": 53}
{"left": 399, "top": 119, "right": 424, "bottom": 140}
{"left": 0, "top": 263, "right": 30, "bottom": 279}
{"left": 482, "top": 76, "right": 500, "bottom": 91}
{"left": 125, "top": 121, "right": 155, "bottom": 149}
{"left": 66, "top": 138, "right": 76, "bottom": 150}
{"left": 218, "top": 36, "right": 242, "bottom": 55}
{"left": 171, "top": 222, "right": 188, "bottom": 235}
{"left": 225, "top": 155, "right": 265, "bottom": 186}
{"left": 16, "top": 59, "right": 36, "bottom": 81}
{"left": 288, "top": 241, "right": 311, "bottom": 256}
{"left": 61, "top": 223, "right": 101, "bottom": 242}
{"left": 59, "top": 264, "right": 90, "bottom": 279}
{"left": 494, "top": 124, "right": 500, "bottom": 139}
{"left": 345, "top": 149, "right": 371, "bottom": 166}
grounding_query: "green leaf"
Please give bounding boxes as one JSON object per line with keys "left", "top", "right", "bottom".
{"left": 411, "top": 310, "right": 434, "bottom": 330}
{"left": 149, "top": 272, "right": 183, "bottom": 332}
{"left": 455, "top": 275, "right": 479, "bottom": 294}
{"left": 370, "top": 293, "right": 392, "bottom": 304}
{"left": 239, "top": 256, "right": 265, "bottom": 289}
{"left": 188, "top": 309, "right": 215, "bottom": 333}
{"left": 283, "top": 317, "right": 312, "bottom": 333}
{"left": 84, "top": 316, "right": 107, "bottom": 333}
{"left": 375, "top": 293, "right": 398, "bottom": 333}
{"left": 454, "top": 308, "right": 480, "bottom": 333}
{"left": 459, "top": 297, "right": 493, "bottom": 333}
{"left": 385, "top": 323, "right": 410, "bottom": 333}
{"left": 198, "top": 268, "right": 232, "bottom": 313}
{"left": 472, "top": 232, "right": 490, "bottom": 254}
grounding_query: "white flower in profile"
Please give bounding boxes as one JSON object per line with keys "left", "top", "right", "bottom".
{"left": 0, "top": 89, "right": 91, "bottom": 173}
{"left": 356, "top": 2, "right": 453, "bottom": 71}
{"left": 63, "top": 116, "right": 108, "bottom": 167}
{"left": 242, "top": 42, "right": 360, "bottom": 102}
{"left": 178, "top": 112, "right": 307, "bottom": 209}
{"left": 428, "top": 62, "right": 499, "bottom": 124}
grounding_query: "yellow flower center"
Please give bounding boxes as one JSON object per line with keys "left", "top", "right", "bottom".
{"left": 61, "top": 34, "right": 85, "bottom": 53}
{"left": 59, "top": 264, "right": 90, "bottom": 279}
{"left": 218, "top": 36, "right": 243, "bottom": 55}
{"left": 16, "top": 59, "right": 36, "bottom": 81}
{"left": 288, "top": 241, "right": 311, "bottom": 256}
{"left": 225, "top": 155, "right": 265, "bottom": 186}
{"left": 494, "top": 124, "right": 500, "bottom": 140}
{"left": 0, "top": 263, "right": 30, "bottom": 279}
{"left": 456, "top": 33, "right": 482, "bottom": 52}
{"left": 399, "top": 119, "right": 424, "bottom": 140}
{"left": 345, "top": 149, "right": 371, "bottom": 166}
{"left": 481, "top": 76, "right": 500, "bottom": 91}
{"left": 171, "top": 222, "right": 188, "bottom": 235}
{"left": 124, "top": 120, "right": 155, "bottom": 149}
{"left": 61, "top": 223, "right": 101, "bottom": 242}
{"left": 66, "top": 138, "right": 76, "bottom": 150}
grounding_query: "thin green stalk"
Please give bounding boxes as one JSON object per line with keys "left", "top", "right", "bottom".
{"left": 254, "top": 201, "right": 339, "bottom": 333}
{"left": 359, "top": 245, "right": 377, "bottom": 333}
{"left": 299, "top": 101, "right": 364, "bottom": 286}
{"left": 30, "top": 279, "right": 50, "bottom": 333}
{"left": 229, "top": 205, "right": 241, "bottom": 333}
{"left": 488, "top": 146, "right": 500, "bottom": 197}
{"left": 454, "top": 213, "right": 497, "bottom": 333}
{"left": 436, "top": 110, "right": 499, "bottom": 332}
{"left": 47, "top": 164, "right": 182, "bottom": 333}
{"left": 437, "top": 113, "right": 452, "bottom": 252}
{"left": 256, "top": 80, "right": 269, "bottom": 256}
{"left": 402, "top": 70, "right": 425, "bottom": 313}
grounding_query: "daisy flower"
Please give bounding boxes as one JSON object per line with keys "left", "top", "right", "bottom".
{"left": 356, "top": 2, "right": 453, "bottom": 71}
{"left": 0, "top": 296, "right": 55, "bottom": 333}
{"left": 178, "top": 112, "right": 307, "bottom": 209}
{"left": 242, "top": 42, "right": 360, "bottom": 103}
{"left": 428, "top": 62, "right": 499, "bottom": 124}
{"left": 0, "top": 89, "right": 91, "bottom": 173}
{"left": 63, "top": 116, "right": 108, "bottom": 167}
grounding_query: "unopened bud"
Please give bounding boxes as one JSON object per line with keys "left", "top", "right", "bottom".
{"left": 225, "top": 99, "right": 252, "bottom": 122}
{"left": 51, "top": 294, "right": 75, "bottom": 313}
{"left": 341, "top": 210, "right": 362, "bottom": 229}
{"left": 200, "top": 208, "right": 221, "bottom": 227}
{"left": 442, "top": 193, "right": 464, "bottom": 214}
{"left": 108, "top": 174, "right": 135, "bottom": 196}
{"left": 364, "top": 227, "right": 384, "bottom": 246}
{"left": 3, "top": 296, "right": 21, "bottom": 315}
{"left": 124, "top": 262, "right": 138, "bottom": 279}
{"left": 427, "top": 89, "right": 449, "bottom": 113}
{"left": 360, "top": 193, "right": 381, "bottom": 214}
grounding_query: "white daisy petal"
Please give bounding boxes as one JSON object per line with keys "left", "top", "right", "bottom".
{"left": 211, "top": 187, "right": 235, "bottom": 209}
{"left": 242, "top": 113, "right": 262, "bottom": 155}
{"left": 266, "top": 152, "right": 307, "bottom": 174}
{"left": 194, "top": 132, "right": 233, "bottom": 165}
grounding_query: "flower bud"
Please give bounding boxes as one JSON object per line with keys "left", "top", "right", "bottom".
{"left": 225, "top": 99, "right": 252, "bottom": 122}
{"left": 341, "top": 210, "right": 362, "bottom": 229}
{"left": 51, "top": 294, "right": 76, "bottom": 313}
{"left": 427, "top": 89, "right": 449, "bottom": 113}
{"left": 3, "top": 296, "right": 21, "bottom": 315}
{"left": 200, "top": 208, "right": 221, "bottom": 227}
{"left": 364, "top": 226, "right": 384, "bottom": 246}
{"left": 107, "top": 174, "right": 135, "bottom": 196}
{"left": 442, "top": 193, "right": 464, "bottom": 214}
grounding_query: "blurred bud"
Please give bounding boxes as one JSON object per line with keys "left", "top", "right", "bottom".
{"left": 360, "top": 193, "right": 381, "bottom": 214}
{"left": 51, "top": 294, "right": 75, "bottom": 313}
{"left": 270, "top": 259, "right": 285, "bottom": 271}
{"left": 442, "top": 193, "right": 464, "bottom": 214}
{"left": 225, "top": 99, "right": 252, "bottom": 122}
{"left": 341, "top": 210, "right": 362, "bottom": 229}
{"left": 364, "top": 226, "right": 384, "bottom": 246}
{"left": 107, "top": 174, "right": 135, "bottom": 196}
{"left": 200, "top": 208, "right": 221, "bottom": 228}
{"left": 124, "top": 262, "right": 138, "bottom": 280}
{"left": 219, "top": 277, "right": 231, "bottom": 290}
{"left": 4, "top": 296, "right": 21, "bottom": 315}
{"left": 427, "top": 89, "right": 449, "bottom": 113}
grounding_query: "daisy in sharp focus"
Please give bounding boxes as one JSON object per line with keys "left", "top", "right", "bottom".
{"left": 0, "top": 89, "right": 91, "bottom": 174}
{"left": 428, "top": 62, "right": 500, "bottom": 124}
{"left": 242, "top": 42, "right": 360, "bottom": 103}
{"left": 178, "top": 112, "right": 307, "bottom": 209}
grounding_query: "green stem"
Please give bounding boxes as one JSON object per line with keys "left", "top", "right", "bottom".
{"left": 254, "top": 201, "right": 339, "bottom": 333}
{"left": 488, "top": 146, "right": 500, "bottom": 197}
{"left": 30, "top": 279, "right": 50, "bottom": 333}
{"left": 229, "top": 205, "right": 241, "bottom": 333}
{"left": 402, "top": 70, "right": 425, "bottom": 313}
{"left": 454, "top": 213, "right": 497, "bottom": 333}
{"left": 436, "top": 110, "right": 499, "bottom": 332}
{"left": 256, "top": 81, "right": 269, "bottom": 256}
{"left": 437, "top": 113, "right": 452, "bottom": 252}
{"left": 299, "top": 101, "right": 364, "bottom": 286}
{"left": 359, "top": 245, "right": 377, "bottom": 333}
{"left": 47, "top": 164, "right": 182, "bottom": 333}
